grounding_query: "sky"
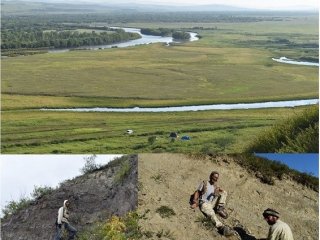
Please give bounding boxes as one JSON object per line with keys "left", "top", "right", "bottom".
{"left": 255, "top": 153, "right": 319, "bottom": 177}
{"left": 82, "top": 0, "right": 319, "bottom": 10}
{"left": 0, "top": 154, "right": 122, "bottom": 213}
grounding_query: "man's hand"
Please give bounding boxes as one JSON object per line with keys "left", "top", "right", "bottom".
{"left": 190, "top": 203, "right": 198, "bottom": 209}
{"left": 214, "top": 187, "right": 224, "bottom": 195}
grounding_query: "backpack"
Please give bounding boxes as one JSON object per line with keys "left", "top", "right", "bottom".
{"left": 189, "top": 180, "right": 207, "bottom": 207}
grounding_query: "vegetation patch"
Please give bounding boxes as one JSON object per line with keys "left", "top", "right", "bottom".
{"left": 156, "top": 206, "right": 176, "bottom": 218}
{"left": 2, "top": 185, "right": 54, "bottom": 218}
{"left": 78, "top": 212, "right": 142, "bottom": 240}
{"left": 114, "top": 159, "right": 131, "bottom": 184}
{"left": 245, "top": 105, "right": 319, "bottom": 153}
{"left": 232, "top": 154, "right": 319, "bottom": 191}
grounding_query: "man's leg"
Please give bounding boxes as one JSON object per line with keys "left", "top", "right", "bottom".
{"left": 64, "top": 223, "right": 77, "bottom": 240}
{"left": 200, "top": 201, "right": 234, "bottom": 237}
{"left": 200, "top": 202, "right": 223, "bottom": 228}
{"left": 54, "top": 225, "right": 62, "bottom": 240}
{"left": 217, "top": 190, "right": 227, "bottom": 206}
{"left": 214, "top": 190, "right": 228, "bottom": 219}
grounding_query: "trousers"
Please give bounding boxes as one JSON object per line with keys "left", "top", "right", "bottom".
{"left": 199, "top": 190, "right": 227, "bottom": 228}
{"left": 54, "top": 222, "right": 77, "bottom": 240}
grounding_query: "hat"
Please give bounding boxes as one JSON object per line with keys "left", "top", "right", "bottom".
{"left": 263, "top": 208, "right": 280, "bottom": 218}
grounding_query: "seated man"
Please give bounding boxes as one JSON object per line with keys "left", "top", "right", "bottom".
{"left": 191, "top": 171, "right": 234, "bottom": 237}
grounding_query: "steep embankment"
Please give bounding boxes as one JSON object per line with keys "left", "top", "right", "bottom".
{"left": 138, "top": 154, "right": 318, "bottom": 240}
{"left": 1, "top": 155, "right": 138, "bottom": 240}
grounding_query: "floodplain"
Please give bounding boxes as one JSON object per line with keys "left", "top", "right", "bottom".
{"left": 1, "top": 10, "right": 318, "bottom": 153}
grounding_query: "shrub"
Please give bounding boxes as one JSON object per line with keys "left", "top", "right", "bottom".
{"left": 156, "top": 206, "right": 176, "bottom": 218}
{"left": 147, "top": 136, "right": 157, "bottom": 145}
{"left": 2, "top": 196, "right": 31, "bottom": 218}
{"left": 80, "top": 154, "right": 100, "bottom": 174}
{"left": 31, "top": 185, "right": 54, "bottom": 199}
{"left": 77, "top": 212, "right": 142, "bottom": 240}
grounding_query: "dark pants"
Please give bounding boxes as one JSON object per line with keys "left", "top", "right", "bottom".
{"left": 54, "top": 222, "right": 77, "bottom": 240}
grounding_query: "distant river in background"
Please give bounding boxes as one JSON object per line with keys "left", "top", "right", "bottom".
{"left": 41, "top": 99, "right": 318, "bottom": 113}
{"left": 49, "top": 27, "right": 199, "bottom": 53}
{"left": 272, "top": 57, "right": 319, "bottom": 66}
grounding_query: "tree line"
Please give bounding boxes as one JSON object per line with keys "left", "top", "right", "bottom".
{"left": 1, "top": 28, "right": 140, "bottom": 49}
{"left": 141, "top": 28, "right": 191, "bottom": 40}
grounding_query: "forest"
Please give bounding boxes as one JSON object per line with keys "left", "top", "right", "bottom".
{"left": 141, "top": 28, "right": 191, "bottom": 39}
{"left": 1, "top": 26, "right": 140, "bottom": 49}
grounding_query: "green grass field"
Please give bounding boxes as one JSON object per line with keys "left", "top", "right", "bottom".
{"left": 2, "top": 43, "right": 318, "bottom": 103}
{"left": 1, "top": 15, "right": 318, "bottom": 153}
{"left": 1, "top": 106, "right": 311, "bottom": 153}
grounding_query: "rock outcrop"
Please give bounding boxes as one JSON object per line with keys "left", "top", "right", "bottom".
{"left": 1, "top": 155, "right": 138, "bottom": 240}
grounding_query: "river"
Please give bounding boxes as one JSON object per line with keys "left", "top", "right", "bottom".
{"left": 49, "top": 27, "right": 199, "bottom": 53}
{"left": 272, "top": 57, "right": 319, "bottom": 66}
{"left": 41, "top": 99, "right": 318, "bottom": 113}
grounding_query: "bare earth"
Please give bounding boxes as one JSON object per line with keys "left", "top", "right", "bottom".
{"left": 138, "top": 154, "right": 318, "bottom": 240}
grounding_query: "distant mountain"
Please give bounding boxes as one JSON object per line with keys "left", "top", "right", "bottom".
{"left": 98, "top": 3, "right": 250, "bottom": 12}
{"left": 2, "top": 0, "right": 316, "bottom": 14}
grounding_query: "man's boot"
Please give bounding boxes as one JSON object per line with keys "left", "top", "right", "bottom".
{"left": 218, "top": 225, "right": 235, "bottom": 237}
{"left": 215, "top": 205, "right": 228, "bottom": 219}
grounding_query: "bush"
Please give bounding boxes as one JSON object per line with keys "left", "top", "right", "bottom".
{"left": 156, "top": 206, "right": 176, "bottom": 218}
{"left": 31, "top": 185, "right": 54, "bottom": 199}
{"left": 80, "top": 155, "right": 100, "bottom": 174}
{"left": 2, "top": 196, "right": 31, "bottom": 218}
{"left": 148, "top": 136, "right": 157, "bottom": 145}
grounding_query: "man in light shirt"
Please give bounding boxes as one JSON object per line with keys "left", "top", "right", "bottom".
{"left": 55, "top": 199, "right": 77, "bottom": 240}
{"left": 191, "top": 171, "right": 234, "bottom": 237}
{"left": 262, "top": 208, "right": 294, "bottom": 240}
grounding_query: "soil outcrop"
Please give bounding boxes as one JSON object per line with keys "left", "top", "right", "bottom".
{"left": 138, "top": 154, "right": 318, "bottom": 240}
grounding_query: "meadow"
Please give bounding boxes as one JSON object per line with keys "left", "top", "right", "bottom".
{"left": 1, "top": 106, "right": 311, "bottom": 153}
{"left": 1, "top": 13, "right": 318, "bottom": 153}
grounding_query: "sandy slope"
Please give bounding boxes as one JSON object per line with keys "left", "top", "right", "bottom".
{"left": 138, "top": 154, "right": 318, "bottom": 240}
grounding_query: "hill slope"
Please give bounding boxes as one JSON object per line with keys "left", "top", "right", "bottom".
{"left": 138, "top": 154, "right": 318, "bottom": 240}
{"left": 1, "top": 155, "right": 138, "bottom": 240}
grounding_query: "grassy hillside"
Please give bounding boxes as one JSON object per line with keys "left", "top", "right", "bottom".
{"left": 138, "top": 154, "right": 318, "bottom": 240}
{"left": 245, "top": 105, "right": 319, "bottom": 153}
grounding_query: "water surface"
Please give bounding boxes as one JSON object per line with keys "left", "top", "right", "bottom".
{"left": 272, "top": 57, "right": 319, "bottom": 66}
{"left": 49, "top": 27, "right": 199, "bottom": 53}
{"left": 41, "top": 99, "right": 318, "bottom": 113}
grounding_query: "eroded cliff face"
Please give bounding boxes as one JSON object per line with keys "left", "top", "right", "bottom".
{"left": 1, "top": 155, "right": 138, "bottom": 240}
{"left": 138, "top": 154, "right": 318, "bottom": 240}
